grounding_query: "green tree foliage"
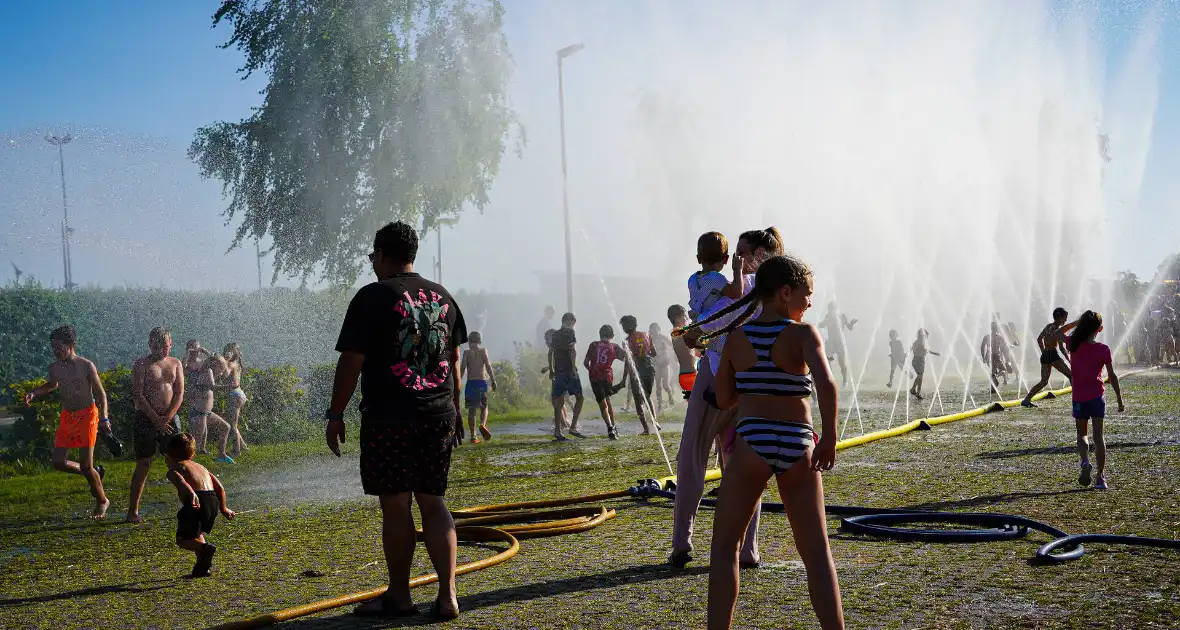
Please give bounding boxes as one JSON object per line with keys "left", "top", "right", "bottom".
{"left": 189, "top": 0, "right": 521, "bottom": 285}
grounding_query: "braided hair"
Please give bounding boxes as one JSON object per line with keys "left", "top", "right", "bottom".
{"left": 672, "top": 254, "right": 813, "bottom": 345}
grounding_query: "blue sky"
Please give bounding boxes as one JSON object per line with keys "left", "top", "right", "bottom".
{"left": 2, "top": 1, "right": 1179, "bottom": 294}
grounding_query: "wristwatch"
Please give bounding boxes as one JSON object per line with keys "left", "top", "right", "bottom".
{"left": 324, "top": 409, "right": 344, "bottom": 423}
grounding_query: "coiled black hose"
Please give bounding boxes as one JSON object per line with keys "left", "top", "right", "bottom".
{"left": 629, "top": 481, "right": 1180, "bottom": 563}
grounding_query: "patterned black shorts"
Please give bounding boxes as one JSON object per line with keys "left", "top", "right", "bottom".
{"left": 359, "top": 407, "right": 457, "bottom": 496}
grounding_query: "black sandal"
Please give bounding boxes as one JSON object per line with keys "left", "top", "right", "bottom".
{"left": 431, "top": 597, "right": 460, "bottom": 620}
{"left": 352, "top": 593, "right": 419, "bottom": 618}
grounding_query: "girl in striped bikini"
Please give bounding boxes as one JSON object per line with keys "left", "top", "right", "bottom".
{"left": 691, "top": 254, "right": 844, "bottom": 630}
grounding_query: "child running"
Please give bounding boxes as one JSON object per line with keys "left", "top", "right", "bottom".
{"left": 24, "top": 325, "right": 112, "bottom": 518}
{"left": 584, "top": 325, "right": 627, "bottom": 439}
{"left": 620, "top": 315, "right": 659, "bottom": 434}
{"left": 699, "top": 254, "right": 843, "bottom": 630}
{"left": 1068, "top": 311, "right": 1124, "bottom": 490}
{"left": 668, "top": 305, "right": 699, "bottom": 398}
{"left": 886, "top": 329, "right": 905, "bottom": 389}
{"left": 165, "top": 433, "right": 235, "bottom": 577}
{"left": 909, "top": 329, "right": 940, "bottom": 399}
{"left": 460, "top": 331, "right": 498, "bottom": 443}
{"left": 1021, "top": 308, "right": 1077, "bottom": 408}
{"left": 650, "top": 322, "right": 676, "bottom": 409}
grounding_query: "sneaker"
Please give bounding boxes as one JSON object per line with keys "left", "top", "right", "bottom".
{"left": 1093, "top": 477, "right": 1109, "bottom": 490}
{"left": 96, "top": 465, "right": 106, "bottom": 481}
{"left": 608, "top": 431, "right": 619, "bottom": 441}
{"left": 215, "top": 456, "right": 235, "bottom": 464}
{"left": 1078, "top": 462, "right": 1093, "bottom": 487}
{"left": 1021, "top": 400, "right": 1036, "bottom": 408}
{"left": 479, "top": 425, "right": 492, "bottom": 441}
{"left": 554, "top": 434, "right": 570, "bottom": 442}
{"left": 470, "top": 437, "right": 481, "bottom": 444}
{"left": 569, "top": 430, "right": 586, "bottom": 439}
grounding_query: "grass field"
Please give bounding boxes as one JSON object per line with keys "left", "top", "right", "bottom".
{"left": 2, "top": 370, "right": 1179, "bottom": 629}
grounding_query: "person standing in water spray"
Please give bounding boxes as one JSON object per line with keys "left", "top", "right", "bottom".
{"left": 549, "top": 313, "right": 585, "bottom": 440}
{"left": 650, "top": 322, "right": 677, "bottom": 410}
{"left": 460, "top": 331, "right": 497, "bottom": 443}
{"left": 819, "top": 302, "right": 858, "bottom": 387}
{"left": 886, "top": 329, "right": 906, "bottom": 389}
{"left": 1067, "top": 311, "right": 1123, "bottom": 490}
{"left": 620, "top": 315, "right": 660, "bottom": 433}
{"left": 668, "top": 304, "right": 700, "bottom": 399}
{"left": 1021, "top": 308, "right": 1077, "bottom": 408}
{"left": 668, "top": 227, "right": 784, "bottom": 569}
{"left": 128, "top": 327, "right": 185, "bottom": 523}
{"left": 24, "top": 325, "right": 113, "bottom": 518}
{"left": 183, "top": 352, "right": 233, "bottom": 464}
{"left": 704, "top": 254, "right": 843, "bottom": 630}
{"left": 183, "top": 341, "right": 213, "bottom": 453}
{"left": 909, "top": 329, "right": 940, "bottom": 400}
{"left": 220, "top": 343, "right": 249, "bottom": 457}
{"left": 327, "top": 221, "right": 468, "bottom": 618}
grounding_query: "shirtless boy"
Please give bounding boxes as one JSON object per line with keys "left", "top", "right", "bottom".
{"left": 461, "top": 331, "right": 498, "bottom": 443}
{"left": 24, "top": 325, "right": 112, "bottom": 518}
{"left": 165, "top": 433, "right": 235, "bottom": 577}
{"left": 127, "top": 327, "right": 185, "bottom": 523}
{"left": 1022, "top": 308, "right": 1078, "bottom": 408}
{"left": 667, "top": 305, "right": 699, "bottom": 397}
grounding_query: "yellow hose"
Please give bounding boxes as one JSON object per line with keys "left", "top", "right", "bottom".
{"left": 211, "top": 368, "right": 1152, "bottom": 629}
{"left": 209, "top": 500, "right": 618, "bottom": 629}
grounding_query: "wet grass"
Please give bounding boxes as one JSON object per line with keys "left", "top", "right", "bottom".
{"left": 2, "top": 370, "right": 1179, "bottom": 629}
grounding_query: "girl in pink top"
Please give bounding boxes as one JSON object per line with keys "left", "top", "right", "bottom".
{"left": 1066, "top": 311, "right": 1125, "bottom": 490}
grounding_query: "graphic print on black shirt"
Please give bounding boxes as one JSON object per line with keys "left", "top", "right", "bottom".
{"left": 336, "top": 274, "right": 468, "bottom": 414}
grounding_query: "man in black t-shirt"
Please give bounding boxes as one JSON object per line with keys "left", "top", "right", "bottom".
{"left": 325, "top": 221, "right": 466, "bottom": 619}
{"left": 549, "top": 312, "right": 585, "bottom": 440}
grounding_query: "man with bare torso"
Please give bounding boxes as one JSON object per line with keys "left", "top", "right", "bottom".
{"left": 1022, "top": 308, "right": 1077, "bottom": 408}
{"left": 127, "top": 327, "right": 185, "bottom": 523}
{"left": 24, "top": 325, "right": 112, "bottom": 518}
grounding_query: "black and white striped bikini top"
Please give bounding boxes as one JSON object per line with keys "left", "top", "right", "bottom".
{"left": 735, "top": 319, "right": 813, "bottom": 397}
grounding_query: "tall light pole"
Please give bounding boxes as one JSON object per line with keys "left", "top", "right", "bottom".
{"left": 45, "top": 134, "right": 74, "bottom": 289}
{"left": 557, "top": 43, "right": 584, "bottom": 314}
{"left": 255, "top": 238, "right": 264, "bottom": 291}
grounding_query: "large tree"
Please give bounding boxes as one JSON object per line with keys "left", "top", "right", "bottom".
{"left": 190, "top": 0, "right": 520, "bottom": 285}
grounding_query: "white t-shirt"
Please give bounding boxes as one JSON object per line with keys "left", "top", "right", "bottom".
{"left": 697, "top": 273, "right": 758, "bottom": 375}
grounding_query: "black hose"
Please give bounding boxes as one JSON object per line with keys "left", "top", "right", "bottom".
{"left": 630, "top": 483, "right": 1180, "bottom": 563}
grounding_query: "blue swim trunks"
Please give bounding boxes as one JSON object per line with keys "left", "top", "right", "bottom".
{"left": 465, "top": 380, "right": 489, "bottom": 407}
{"left": 1072, "top": 396, "right": 1106, "bottom": 420}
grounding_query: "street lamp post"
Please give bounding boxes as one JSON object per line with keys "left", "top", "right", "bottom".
{"left": 45, "top": 134, "right": 74, "bottom": 289}
{"left": 557, "top": 43, "right": 584, "bottom": 314}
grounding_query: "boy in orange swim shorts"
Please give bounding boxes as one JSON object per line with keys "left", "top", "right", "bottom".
{"left": 25, "top": 325, "right": 113, "bottom": 518}
{"left": 668, "top": 305, "right": 699, "bottom": 398}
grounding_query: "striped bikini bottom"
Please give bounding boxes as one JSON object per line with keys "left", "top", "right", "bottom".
{"left": 734, "top": 417, "right": 817, "bottom": 474}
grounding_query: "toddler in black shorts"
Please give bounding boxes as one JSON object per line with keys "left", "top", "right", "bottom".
{"left": 165, "top": 433, "right": 235, "bottom": 577}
